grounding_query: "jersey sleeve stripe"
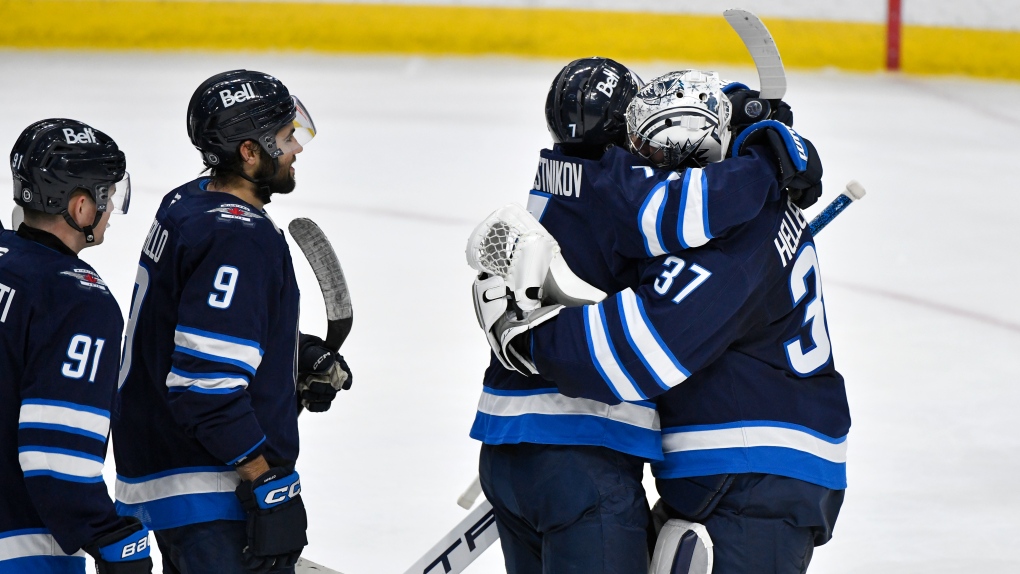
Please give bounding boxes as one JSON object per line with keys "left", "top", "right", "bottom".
{"left": 661, "top": 423, "right": 848, "bottom": 463}
{"left": 476, "top": 387, "right": 660, "bottom": 430}
{"left": 639, "top": 181, "right": 669, "bottom": 257}
{"left": 616, "top": 289, "right": 690, "bottom": 391}
{"left": 18, "top": 403, "right": 110, "bottom": 441}
{"left": 173, "top": 327, "right": 263, "bottom": 374}
{"left": 677, "top": 168, "right": 711, "bottom": 249}
{"left": 584, "top": 303, "right": 646, "bottom": 402}
{"left": 18, "top": 447, "right": 105, "bottom": 481}
{"left": 166, "top": 368, "right": 249, "bottom": 392}
{"left": 174, "top": 325, "right": 264, "bottom": 354}
{"left": 19, "top": 399, "right": 109, "bottom": 418}
{"left": 226, "top": 436, "right": 266, "bottom": 466}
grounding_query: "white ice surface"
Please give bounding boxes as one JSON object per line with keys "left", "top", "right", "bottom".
{"left": 1, "top": 51, "right": 1018, "bottom": 573}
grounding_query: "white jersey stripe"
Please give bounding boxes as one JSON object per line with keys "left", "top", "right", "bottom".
{"left": 662, "top": 425, "right": 847, "bottom": 464}
{"left": 174, "top": 328, "right": 262, "bottom": 373}
{"left": 639, "top": 184, "right": 668, "bottom": 257}
{"left": 18, "top": 449, "right": 104, "bottom": 479}
{"left": 586, "top": 304, "right": 644, "bottom": 402}
{"left": 166, "top": 370, "right": 248, "bottom": 391}
{"left": 116, "top": 469, "right": 240, "bottom": 505}
{"left": 477, "top": 390, "right": 659, "bottom": 431}
{"left": 618, "top": 289, "right": 688, "bottom": 390}
{"left": 0, "top": 533, "right": 86, "bottom": 561}
{"left": 680, "top": 168, "right": 711, "bottom": 248}
{"left": 19, "top": 403, "right": 110, "bottom": 439}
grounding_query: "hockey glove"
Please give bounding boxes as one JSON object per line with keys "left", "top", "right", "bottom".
{"left": 84, "top": 518, "right": 153, "bottom": 574}
{"left": 472, "top": 272, "right": 562, "bottom": 376}
{"left": 297, "top": 333, "right": 352, "bottom": 413}
{"left": 235, "top": 467, "right": 308, "bottom": 573}
{"left": 732, "top": 120, "right": 823, "bottom": 210}
{"left": 724, "top": 86, "right": 794, "bottom": 135}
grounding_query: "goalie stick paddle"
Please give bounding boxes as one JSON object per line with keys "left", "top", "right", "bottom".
{"left": 403, "top": 499, "right": 500, "bottom": 574}
{"left": 288, "top": 218, "right": 353, "bottom": 351}
{"left": 724, "top": 9, "right": 787, "bottom": 101}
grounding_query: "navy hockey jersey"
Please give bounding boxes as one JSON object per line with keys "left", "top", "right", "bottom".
{"left": 112, "top": 179, "right": 301, "bottom": 531}
{"left": 531, "top": 193, "right": 851, "bottom": 489}
{"left": 0, "top": 227, "right": 136, "bottom": 572}
{"left": 470, "top": 145, "right": 783, "bottom": 461}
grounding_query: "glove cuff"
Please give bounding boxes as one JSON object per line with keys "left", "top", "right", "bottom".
{"left": 87, "top": 519, "right": 151, "bottom": 563}
{"left": 236, "top": 468, "right": 302, "bottom": 512}
{"left": 731, "top": 120, "right": 809, "bottom": 172}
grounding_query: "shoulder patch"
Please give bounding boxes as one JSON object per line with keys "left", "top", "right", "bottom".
{"left": 59, "top": 268, "right": 110, "bottom": 294}
{"left": 207, "top": 203, "right": 264, "bottom": 227}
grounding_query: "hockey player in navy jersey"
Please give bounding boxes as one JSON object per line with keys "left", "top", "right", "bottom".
{"left": 0, "top": 119, "right": 152, "bottom": 573}
{"left": 475, "top": 66, "right": 845, "bottom": 574}
{"left": 112, "top": 70, "right": 351, "bottom": 574}
{"left": 467, "top": 58, "right": 827, "bottom": 573}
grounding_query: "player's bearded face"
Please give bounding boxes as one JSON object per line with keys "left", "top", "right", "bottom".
{"left": 253, "top": 147, "right": 297, "bottom": 198}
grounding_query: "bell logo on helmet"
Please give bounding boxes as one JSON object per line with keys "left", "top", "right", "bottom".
{"left": 596, "top": 68, "right": 620, "bottom": 99}
{"left": 220, "top": 83, "right": 257, "bottom": 108}
{"left": 63, "top": 127, "right": 97, "bottom": 145}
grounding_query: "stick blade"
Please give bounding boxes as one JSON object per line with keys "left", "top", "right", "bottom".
{"left": 724, "top": 9, "right": 787, "bottom": 100}
{"left": 288, "top": 218, "right": 353, "bottom": 350}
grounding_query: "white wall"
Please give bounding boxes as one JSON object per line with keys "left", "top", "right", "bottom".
{"left": 212, "top": 0, "right": 1020, "bottom": 31}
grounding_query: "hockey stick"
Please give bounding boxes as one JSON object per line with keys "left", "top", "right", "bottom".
{"left": 296, "top": 557, "right": 345, "bottom": 574}
{"left": 724, "top": 9, "right": 786, "bottom": 100}
{"left": 402, "top": 498, "right": 499, "bottom": 574}
{"left": 808, "top": 180, "right": 867, "bottom": 235}
{"left": 288, "top": 218, "right": 353, "bottom": 352}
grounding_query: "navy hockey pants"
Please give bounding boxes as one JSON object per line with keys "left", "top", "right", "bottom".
{"left": 155, "top": 519, "right": 295, "bottom": 574}
{"left": 656, "top": 473, "right": 844, "bottom": 574}
{"left": 479, "top": 443, "right": 651, "bottom": 574}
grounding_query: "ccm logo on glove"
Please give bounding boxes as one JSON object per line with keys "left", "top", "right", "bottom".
{"left": 254, "top": 473, "right": 302, "bottom": 509}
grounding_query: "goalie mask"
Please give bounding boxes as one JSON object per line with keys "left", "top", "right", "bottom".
{"left": 626, "top": 70, "right": 732, "bottom": 170}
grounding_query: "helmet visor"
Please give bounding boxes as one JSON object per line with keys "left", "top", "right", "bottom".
{"left": 101, "top": 172, "right": 131, "bottom": 215}
{"left": 292, "top": 96, "right": 316, "bottom": 146}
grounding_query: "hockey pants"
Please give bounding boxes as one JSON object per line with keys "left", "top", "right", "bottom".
{"left": 656, "top": 473, "right": 845, "bottom": 574}
{"left": 479, "top": 443, "right": 651, "bottom": 574}
{"left": 155, "top": 519, "right": 296, "bottom": 574}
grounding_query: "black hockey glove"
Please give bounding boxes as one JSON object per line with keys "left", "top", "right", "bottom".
{"left": 732, "top": 120, "right": 823, "bottom": 210}
{"left": 726, "top": 88, "right": 794, "bottom": 136}
{"left": 235, "top": 467, "right": 308, "bottom": 573}
{"left": 297, "top": 333, "right": 352, "bottom": 413}
{"left": 84, "top": 518, "right": 153, "bottom": 574}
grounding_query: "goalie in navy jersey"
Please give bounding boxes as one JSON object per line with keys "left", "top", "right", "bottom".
{"left": 473, "top": 62, "right": 846, "bottom": 573}
{"left": 468, "top": 58, "right": 837, "bottom": 574}
{"left": 0, "top": 119, "right": 152, "bottom": 573}
{"left": 112, "top": 70, "right": 352, "bottom": 574}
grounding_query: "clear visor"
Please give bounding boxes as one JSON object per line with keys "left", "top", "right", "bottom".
{"left": 97, "top": 172, "right": 131, "bottom": 215}
{"left": 291, "top": 96, "right": 316, "bottom": 146}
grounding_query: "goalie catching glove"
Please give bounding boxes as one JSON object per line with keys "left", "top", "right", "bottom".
{"left": 731, "top": 120, "right": 823, "bottom": 210}
{"left": 297, "top": 333, "right": 352, "bottom": 412}
{"left": 472, "top": 272, "right": 562, "bottom": 376}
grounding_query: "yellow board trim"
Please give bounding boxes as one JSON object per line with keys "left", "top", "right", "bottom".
{"left": 1, "top": 1, "right": 1018, "bottom": 80}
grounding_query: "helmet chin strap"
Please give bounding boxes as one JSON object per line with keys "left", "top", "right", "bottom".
{"left": 237, "top": 155, "right": 280, "bottom": 205}
{"left": 61, "top": 208, "right": 104, "bottom": 244}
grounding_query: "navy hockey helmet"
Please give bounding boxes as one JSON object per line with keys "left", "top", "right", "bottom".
{"left": 10, "top": 118, "right": 130, "bottom": 241}
{"left": 186, "top": 69, "right": 315, "bottom": 169}
{"left": 545, "top": 57, "right": 642, "bottom": 150}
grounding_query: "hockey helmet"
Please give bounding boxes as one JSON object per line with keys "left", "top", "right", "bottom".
{"left": 626, "top": 70, "right": 733, "bottom": 170}
{"left": 187, "top": 69, "right": 316, "bottom": 168}
{"left": 545, "top": 57, "right": 642, "bottom": 151}
{"left": 10, "top": 118, "right": 130, "bottom": 219}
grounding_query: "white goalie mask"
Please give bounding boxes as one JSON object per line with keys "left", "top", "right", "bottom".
{"left": 626, "top": 70, "right": 733, "bottom": 169}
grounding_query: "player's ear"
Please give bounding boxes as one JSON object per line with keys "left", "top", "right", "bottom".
{"left": 239, "top": 140, "right": 260, "bottom": 165}
{"left": 66, "top": 189, "right": 95, "bottom": 227}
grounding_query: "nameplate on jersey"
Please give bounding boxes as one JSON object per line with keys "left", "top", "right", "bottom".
{"left": 533, "top": 157, "right": 583, "bottom": 198}
{"left": 774, "top": 198, "right": 809, "bottom": 268}
{"left": 59, "top": 268, "right": 110, "bottom": 293}
{"left": 208, "top": 203, "right": 264, "bottom": 227}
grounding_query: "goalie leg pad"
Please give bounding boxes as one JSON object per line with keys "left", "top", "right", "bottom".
{"left": 649, "top": 519, "right": 713, "bottom": 574}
